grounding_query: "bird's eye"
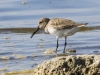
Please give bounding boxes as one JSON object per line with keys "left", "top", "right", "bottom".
{"left": 39, "top": 22, "right": 42, "bottom": 24}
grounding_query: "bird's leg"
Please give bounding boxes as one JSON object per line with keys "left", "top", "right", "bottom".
{"left": 63, "top": 37, "right": 67, "bottom": 53}
{"left": 55, "top": 38, "right": 59, "bottom": 53}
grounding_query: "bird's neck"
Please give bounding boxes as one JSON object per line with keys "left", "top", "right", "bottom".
{"left": 44, "top": 24, "right": 49, "bottom": 34}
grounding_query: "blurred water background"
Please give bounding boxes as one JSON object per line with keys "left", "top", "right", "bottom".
{"left": 0, "top": 0, "right": 100, "bottom": 74}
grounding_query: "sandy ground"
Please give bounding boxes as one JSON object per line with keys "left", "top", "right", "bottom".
{"left": 2, "top": 54, "right": 100, "bottom": 75}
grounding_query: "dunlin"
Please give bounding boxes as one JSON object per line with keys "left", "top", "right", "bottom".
{"left": 30, "top": 18, "right": 88, "bottom": 53}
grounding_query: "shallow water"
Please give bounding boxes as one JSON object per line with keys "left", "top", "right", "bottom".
{"left": 0, "top": 0, "right": 100, "bottom": 74}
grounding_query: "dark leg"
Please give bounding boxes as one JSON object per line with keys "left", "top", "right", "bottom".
{"left": 55, "top": 38, "right": 59, "bottom": 53}
{"left": 63, "top": 37, "right": 67, "bottom": 53}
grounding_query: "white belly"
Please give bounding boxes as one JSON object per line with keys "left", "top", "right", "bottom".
{"left": 48, "top": 26, "right": 79, "bottom": 38}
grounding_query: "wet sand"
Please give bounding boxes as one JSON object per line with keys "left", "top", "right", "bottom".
{"left": 2, "top": 54, "right": 100, "bottom": 75}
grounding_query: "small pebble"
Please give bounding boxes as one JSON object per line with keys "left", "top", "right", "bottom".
{"left": 44, "top": 49, "right": 54, "bottom": 54}
{"left": 3, "top": 37, "right": 9, "bottom": 40}
{"left": 0, "top": 56, "right": 9, "bottom": 60}
{"left": 0, "top": 68, "right": 7, "bottom": 71}
{"left": 68, "top": 49, "right": 76, "bottom": 53}
{"left": 22, "top": 1, "right": 27, "bottom": 4}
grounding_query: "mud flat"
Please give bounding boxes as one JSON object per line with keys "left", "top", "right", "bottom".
{"left": 2, "top": 55, "right": 100, "bottom": 75}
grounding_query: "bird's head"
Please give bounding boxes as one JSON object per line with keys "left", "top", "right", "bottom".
{"left": 30, "top": 18, "right": 50, "bottom": 38}
{"left": 38, "top": 18, "right": 50, "bottom": 29}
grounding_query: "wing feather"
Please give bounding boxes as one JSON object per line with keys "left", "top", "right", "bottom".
{"left": 49, "top": 18, "right": 81, "bottom": 30}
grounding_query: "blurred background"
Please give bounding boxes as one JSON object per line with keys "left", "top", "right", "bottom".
{"left": 0, "top": 0, "right": 100, "bottom": 74}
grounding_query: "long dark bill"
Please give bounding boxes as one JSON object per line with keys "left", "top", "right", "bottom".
{"left": 30, "top": 27, "right": 40, "bottom": 38}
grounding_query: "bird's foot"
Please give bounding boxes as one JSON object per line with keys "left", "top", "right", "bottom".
{"left": 63, "top": 49, "right": 66, "bottom": 54}
{"left": 55, "top": 50, "right": 57, "bottom": 53}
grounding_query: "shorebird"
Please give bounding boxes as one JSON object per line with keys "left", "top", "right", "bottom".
{"left": 30, "top": 18, "right": 88, "bottom": 53}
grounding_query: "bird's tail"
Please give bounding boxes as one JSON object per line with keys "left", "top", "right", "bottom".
{"left": 78, "top": 23, "right": 88, "bottom": 27}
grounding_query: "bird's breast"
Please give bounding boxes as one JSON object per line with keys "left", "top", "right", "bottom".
{"left": 47, "top": 25, "right": 66, "bottom": 38}
{"left": 47, "top": 25, "right": 57, "bottom": 35}
{"left": 47, "top": 25, "right": 80, "bottom": 38}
